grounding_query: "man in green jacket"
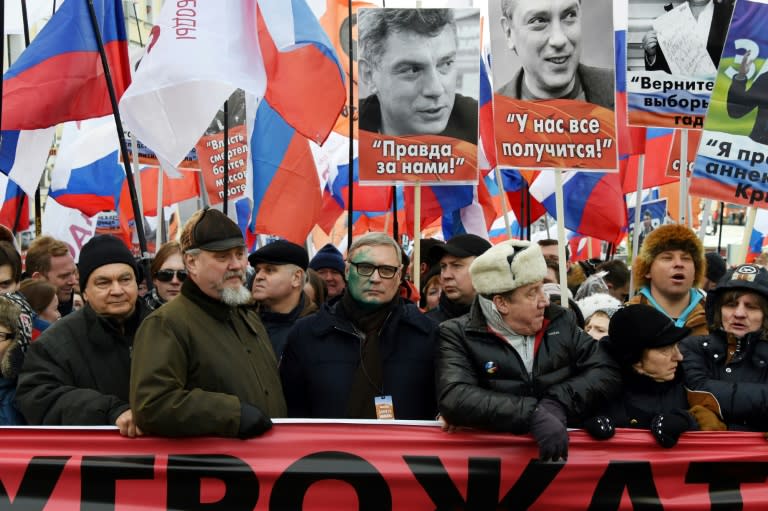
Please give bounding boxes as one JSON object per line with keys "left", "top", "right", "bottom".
{"left": 130, "top": 207, "right": 286, "bottom": 437}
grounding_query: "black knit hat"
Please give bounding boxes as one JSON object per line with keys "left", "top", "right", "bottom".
{"left": 78, "top": 235, "right": 138, "bottom": 290}
{"left": 705, "top": 252, "right": 727, "bottom": 284}
{"left": 248, "top": 240, "right": 309, "bottom": 270}
{"left": 309, "top": 244, "right": 345, "bottom": 274}
{"left": 605, "top": 304, "right": 690, "bottom": 366}
{"left": 186, "top": 207, "right": 245, "bottom": 252}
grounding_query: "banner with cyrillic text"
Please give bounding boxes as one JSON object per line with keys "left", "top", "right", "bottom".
{"left": 626, "top": 0, "right": 734, "bottom": 129}
{"left": 488, "top": 0, "right": 617, "bottom": 171}
{"left": 356, "top": 8, "right": 480, "bottom": 186}
{"left": 2, "top": 424, "right": 768, "bottom": 509}
{"left": 358, "top": 131, "right": 478, "bottom": 184}
{"left": 666, "top": 129, "right": 702, "bottom": 178}
{"left": 690, "top": 0, "right": 768, "bottom": 206}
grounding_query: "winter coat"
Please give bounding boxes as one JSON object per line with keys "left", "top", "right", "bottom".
{"left": 681, "top": 329, "right": 768, "bottom": 430}
{"left": 259, "top": 293, "right": 317, "bottom": 359}
{"left": 130, "top": 278, "right": 286, "bottom": 437}
{"left": 598, "top": 369, "right": 692, "bottom": 429}
{"left": 16, "top": 302, "right": 149, "bottom": 425}
{"left": 0, "top": 378, "right": 23, "bottom": 425}
{"left": 436, "top": 299, "right": 621, "bottom": 433}
{"left": 280, "top": 299, "right": 438, "bottom": 419}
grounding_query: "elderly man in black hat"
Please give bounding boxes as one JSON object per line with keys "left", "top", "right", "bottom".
{"left": 436, "top": 239, "right": 620, "bottom": 461}
{"left": 130, "top": 207, "right": 286, "bottom": 438}
{"left": 17, "top": 235, "right": 150, "bottom": 436}
{"left": 427, "top": 234, "right": 492, "bottom": 323}
{"left": 249, "top": 240, "right": 317, "bottom": 358}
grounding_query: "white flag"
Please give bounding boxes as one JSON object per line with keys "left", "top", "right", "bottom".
{"left": 119, "top": 0, "right": 267, "bottom": 173}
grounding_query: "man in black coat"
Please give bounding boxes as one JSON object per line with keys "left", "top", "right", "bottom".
{"left": 280, "top": 232, "right": 438, "bottom": 420}
{"left": 16, "top": 235, "right": 149, "bottom": 436}
{"left": 436, "top": 239, "right": 620, "bottom": 461}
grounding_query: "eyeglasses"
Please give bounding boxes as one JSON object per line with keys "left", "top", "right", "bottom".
{"left": 155, "top": 269, "right": 188, "bottom": 283}
{"left": 349, "top": 261, "right": 399, "bottom": 279}
{"left": 0, "top": 332, "right": 14, "bottom": 342}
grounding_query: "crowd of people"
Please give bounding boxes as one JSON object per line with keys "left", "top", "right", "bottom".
{"left": 0, "top": 209, "right": 763, "bottom": 462}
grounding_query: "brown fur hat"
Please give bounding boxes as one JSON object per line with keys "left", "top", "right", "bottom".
{"left": 633, "top": 224, "right": 705, "bottom": 290}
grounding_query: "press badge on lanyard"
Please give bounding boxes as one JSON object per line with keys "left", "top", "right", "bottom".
{"left": 375, "top": 395, "right": 394, "bottom": 420}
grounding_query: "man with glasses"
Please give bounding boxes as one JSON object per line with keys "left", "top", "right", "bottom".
{"left": 130, "top": 207, "right": 286, "bottom": 437}
{"left": 17, "top": 235, "right": 150, "bottom": 435}
{"left": 280, "top": 232, "right": 438, "bottom": 419}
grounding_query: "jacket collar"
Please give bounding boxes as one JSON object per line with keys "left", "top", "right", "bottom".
{"left": 181, "top": 278, "right": 242, "bottom": 322}
{"left": 309, "top": 298, "right": 430, "bottom": 337}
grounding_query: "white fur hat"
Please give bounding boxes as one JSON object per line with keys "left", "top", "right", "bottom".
{"left": 576, "top": 293, "right": 622, "bottom": 322}
{"left": 470, "top": 240, "right": 547, "bottom": 295}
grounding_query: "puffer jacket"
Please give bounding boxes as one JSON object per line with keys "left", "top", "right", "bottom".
{"left": 436, "top": 299, "right": 621, "bottom": 433}
{"left": 681, "top": 329, "right": 768, "bottom": 431}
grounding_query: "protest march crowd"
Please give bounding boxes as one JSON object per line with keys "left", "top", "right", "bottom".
{"left": 0, "top": 210, "right": 762, "bottom": 464}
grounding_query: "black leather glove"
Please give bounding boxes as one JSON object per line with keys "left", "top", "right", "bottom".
{"left": 651, "top": 410, "right": 691, "bottom": 448}
{"left": 583, "top": 416, "right": 615, "bottom": 440}
{"left": 238, "top": 403, "right": 273, "bottom": 439}
{"left": 529, "top": 399, "right": 568, "bottom": 461}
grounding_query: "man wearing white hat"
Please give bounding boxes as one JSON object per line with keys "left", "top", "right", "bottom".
{"left": 435, "top": 240, "right": 620, "bottom": 461}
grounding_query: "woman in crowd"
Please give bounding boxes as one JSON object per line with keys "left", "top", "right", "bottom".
{"left": 0, "top": 297, "right": 25, "bottom": 424}
{"left": 590, "top": 304, "right": 725, "bottom": 447}
{"left": 681, "top": 264, "right": 768, "bottom": 431}
{"left": 18, "top": 280, "right": 60, "bottom": 340}
{"left": 143, "top": 241, "right": 186, "bottom": 311}
{"left": 304, "top": 268, "right": 327, "bottom": 309}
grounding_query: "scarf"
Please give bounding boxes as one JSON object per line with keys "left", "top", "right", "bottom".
{"left": 478, "top": 296, "right": 534, "bottom": 374}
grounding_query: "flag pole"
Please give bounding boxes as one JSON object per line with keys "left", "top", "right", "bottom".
{"left": 85, "top": 0, "right": 150, "bottom": 279}
{"left": 554, "top": 169, "right": 568, "bottom": 309}
{"left": 16, "top": 0, "right": 42, "bottom": 236}
{"left": 628, "top": 154, "right": 645, "bottom": 299}
{"left": 345, "top": 0, "right": 354, "bottom": 250}
{"left": 223, "top": 99, "right": 229, "bottom": 215}
{"left": 678, "top": 129, "right": 688, "bottom": 225}
{"left": 494, "top": 167, "right": 512, "bottom": 238}
{"left": 413, "top": 181, "right": 421, "bottom": 297}
{"left": 392, "top": 186, "right": 399, "bottom": 242}
{"left": 717, "top": 201, "right": 724, "bottom": 254}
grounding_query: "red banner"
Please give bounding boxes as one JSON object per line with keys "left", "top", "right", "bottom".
{"left": 666, "top": 129, "right": 702, "bottom": 178}
{"left": 493, "top": 96, "right": 617, "bottom": 171}
{"left": 358, "top": 130, "right": 478, "bottom": 185}
{"left": 2, "top": 423, "right": 768, "bottom": 509}
{"left": 195, "top": 124, "right": 249, "bottom": 205}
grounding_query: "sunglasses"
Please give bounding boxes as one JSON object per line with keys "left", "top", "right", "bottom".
{"left": 0, "top": 332, "right": 14, "bottom": 342}
{"left": 155, "top": 269, "right": 188, "bottom": 283}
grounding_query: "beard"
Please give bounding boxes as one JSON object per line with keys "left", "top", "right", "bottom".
{"left": 219, "top": 270, "right": 252, "bottom": 306}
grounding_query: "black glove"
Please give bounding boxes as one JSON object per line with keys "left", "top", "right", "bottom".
{"left": 651, "top": 410, "right": 691, "bottom": 448}
{"left": 583, "top": 416, "right": 615, "bottom": 440}
{"left": 238, "top": 403, "right": 273, "bottom": 439}
{"left": 529, "top": 399, "right": 568, "bottom": 461}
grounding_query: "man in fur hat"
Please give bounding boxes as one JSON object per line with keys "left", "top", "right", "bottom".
{"left": 436, "top": 240, "right": 620, "bottom": 461}
{"left": 627, "top": 224, "right": 708, "bottom": 336}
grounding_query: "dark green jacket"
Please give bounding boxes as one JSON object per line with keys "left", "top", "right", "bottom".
{"left": 130, "top": 279, "right": 286, "bottom": 437}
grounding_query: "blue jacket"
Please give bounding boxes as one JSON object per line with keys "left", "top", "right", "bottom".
{"left": 280, "top": 299, "right": 438, "bottom": 419}
{"left": 0, "top": 377, "right": 24, "bottom": 425}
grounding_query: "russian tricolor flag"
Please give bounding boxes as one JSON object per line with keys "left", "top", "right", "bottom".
{"left": 48, "top": 119, "right": 125, "bottom": 217}
{"left": 749, "top": 209, "right": 768, "bottom": 261}
{"left": 257, "top": 0, "right": 346, "bottom": 144}
{"left": 2, "top": 0, "right": 130, "bottom": 130}
{"left": 0, "top": 175, "right": 29, "bottom": 232}
{"left": 0, "top": 128, "right": 55, "bottom": 197}
{"left": 530, "top": 171, "right": 626, "bottom": 243}
{"left": 249, "top": 101, "right": 323, "bottom": 244}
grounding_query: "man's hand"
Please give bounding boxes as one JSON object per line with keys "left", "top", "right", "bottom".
{"left": 115, "top": 409, "right": 144, "bottom": 438}
{"left": 437, "top": 415, "right": 470, "bottom": 433}
{"left": 642, "top": 30, "right": 659, "bottom": 58}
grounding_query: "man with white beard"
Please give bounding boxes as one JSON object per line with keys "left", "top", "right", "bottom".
{"left": 130, "top": 207, "right": 286, "bottom": 437}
